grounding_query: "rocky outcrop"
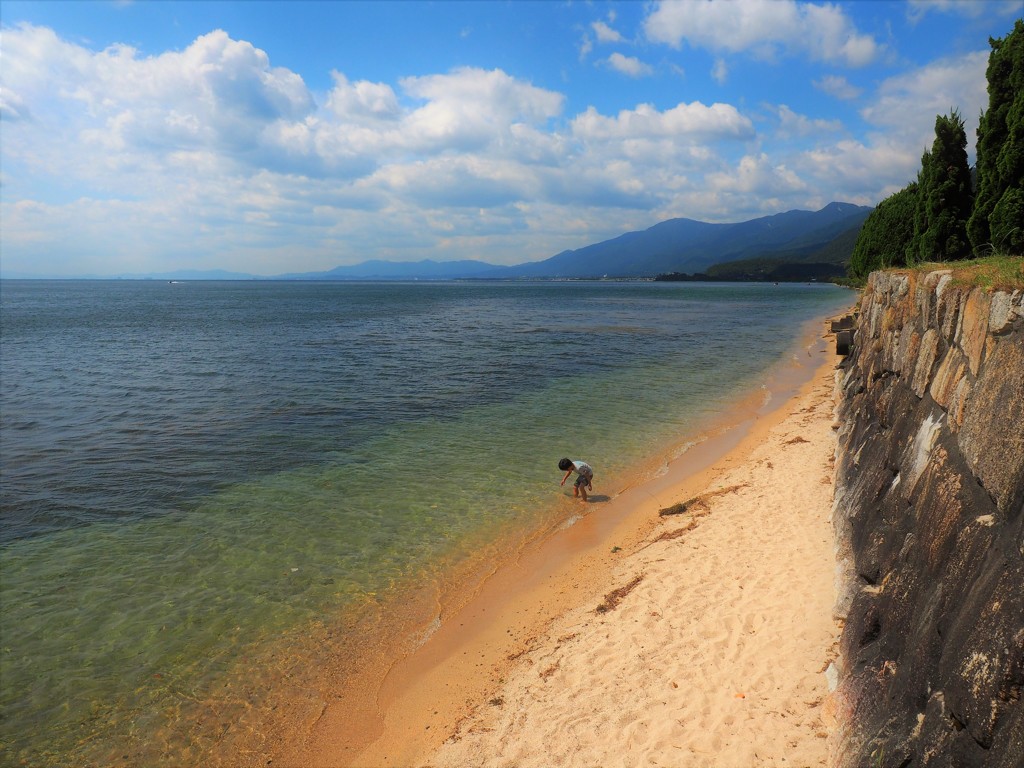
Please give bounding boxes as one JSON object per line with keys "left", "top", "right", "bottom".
{"left": 830, "top": 270, "right": 1024, "bottom": 767}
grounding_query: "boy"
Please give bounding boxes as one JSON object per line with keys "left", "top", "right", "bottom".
{"left": 558, "top": 458, "right": 594, "bottom": 501}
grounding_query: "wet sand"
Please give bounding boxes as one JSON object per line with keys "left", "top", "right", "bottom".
{"left": 277, "top": 317, "right": 845, "bottom": 768}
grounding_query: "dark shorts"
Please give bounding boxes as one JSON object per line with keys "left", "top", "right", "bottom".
{"left": 575, "top": 472, "right": 593, "bottom": 488}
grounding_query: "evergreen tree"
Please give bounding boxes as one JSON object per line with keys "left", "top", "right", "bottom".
{"left": 909, "top": 111, "right": 972, "bottom": 263}
{"left": 968, "top": 19, "right": 1024, "bottom": 254}
{"left": 907, "top": 148, "right": 934, "bottom": 263}
{"left": 849, "top": 184, "right": 917, "bottom": 277}
{"left": 989, "top": 20, "right": 1024, "bottom": 253}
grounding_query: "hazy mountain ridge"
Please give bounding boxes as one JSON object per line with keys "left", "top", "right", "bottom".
{"left": 2, "top": 203, "right": 872, "bottom": 280}
{"left": 514, "top": 202, "right": 871, "bottom": 278}
{"left": 284, "top": 202, "right": 871, "bottom": 280}
{"left": 701, "top": 206, "right": 874, "bottom": 281}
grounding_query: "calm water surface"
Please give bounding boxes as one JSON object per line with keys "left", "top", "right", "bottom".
{"left": 0, "top": 279, "right": 852, "bottom": 765}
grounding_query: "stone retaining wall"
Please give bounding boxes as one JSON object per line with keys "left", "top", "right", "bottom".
{"left": 829, "top": 269, "right": 1024, "bottom": 767}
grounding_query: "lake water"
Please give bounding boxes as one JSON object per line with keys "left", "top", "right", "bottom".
{"left": 0, "top": 279, "right": 852, "bottom": 765}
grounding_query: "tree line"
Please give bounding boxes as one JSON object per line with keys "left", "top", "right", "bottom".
{"left": 849, "top": 19, "right": 1023, "bottom": 278}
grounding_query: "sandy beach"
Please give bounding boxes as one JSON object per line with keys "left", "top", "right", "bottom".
{"left": 287, "top": 321, "right": 844, "bottom": 768}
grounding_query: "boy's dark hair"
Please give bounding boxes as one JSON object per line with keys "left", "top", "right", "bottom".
{"left": 558, "top": 458, "right": 573, "bottom": 471}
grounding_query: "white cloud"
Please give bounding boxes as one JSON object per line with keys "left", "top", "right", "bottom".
{"left": 606, "top": 53, "right": 653, "bottom": 78}
{"left": 814, "top": 75, "right": 863, "bottom": 100}
{"left": 398, "top": 68, "right": 564, "bottom": 155}
{"left": 572, "top": 101, "right": 755, "bottom": 142}
{"left": 592, "top": 20, "right": 624, "bottom": 43}
{"left": 674, "top": 152, "right": 812, "bottom": 219}
{"left": 1, "top": 25, "right": 319, "bottom": 181}
{"left": 859, "top": 49, "right": 988, "bottom": 160}
{"left": 2, "top": 24, "right": 566, "bottom": 184}
{"left": 797, "top": 136, "right": 920, "bottom": 203}
{"left": 643, "top": 0, "right": 881, "bottom": 67}
{"left": 789, "top": 49, "right": 990, "bottom": 206}
{"left": 711, "top": 58, "right": 728, "bottom": 85}
{"left": 2, "top": 20, "right": 991, "bottom": 277}
{"left": 906, "top": 0, "right": 1023, "bottom": 22}
{"left": 374, "top": 155, "right": 534, "bottom": 208}
{"left": 0, "top": 88, "right": 31, "bottom": 121}
{"left": 326, "top": 72, "right": 401, "bottom": 122}
{"left": 772, "top": 105, "right": 844, "bottom": 138}
{"left": 578, "top": 34, "right": 594, "bottom": 61}
{"left": 706, "top": 153, "right": 806, "bottom": 195}
{"left": 403, "top": 67, "right": 562, "bottom": 126}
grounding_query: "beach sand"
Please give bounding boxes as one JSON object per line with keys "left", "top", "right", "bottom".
{"left": 285, "top": 324, "right": 843, "bottom": 768}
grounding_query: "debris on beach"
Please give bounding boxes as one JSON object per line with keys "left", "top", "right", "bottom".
{"left": 595, "top": 574, "right": 644, "bottom": 614}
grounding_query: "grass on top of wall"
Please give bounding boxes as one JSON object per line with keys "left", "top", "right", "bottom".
{"left": 896, "top": 255, "right": 1024, "bottom": 291}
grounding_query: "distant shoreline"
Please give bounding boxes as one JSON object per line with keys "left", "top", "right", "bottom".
{"left": 1, "top": 274, "right": 848, "bottom": 284}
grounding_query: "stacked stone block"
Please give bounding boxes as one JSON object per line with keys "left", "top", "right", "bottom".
{"left": 829, "top": 270, "right": 1023, "bottom": 767}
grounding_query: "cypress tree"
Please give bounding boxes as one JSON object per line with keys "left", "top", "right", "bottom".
{"left": 849, "top": 183, "right": 917, "bottom": 277}
{"left": 907, "top": 148, "right": 934, "bottom": 264}
{"left": 968, "top": 19, "right": 1024, "bottom": 254}
{"left": 910, "top": 111, "right": 972, "bottom": 263}
{"left": 989, "top": 20, "right": 1023, "bottom": 253}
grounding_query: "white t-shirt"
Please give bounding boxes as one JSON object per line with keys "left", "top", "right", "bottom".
{"left": 572, "top": 460, "right": 593, "bottom": 479}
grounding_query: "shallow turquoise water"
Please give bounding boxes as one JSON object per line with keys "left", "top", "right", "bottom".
{"left": 0, "top": 280, "right": 852, "bottom": 765}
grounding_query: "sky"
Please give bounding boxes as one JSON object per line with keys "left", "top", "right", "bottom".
{"left": 1, "top": 0, "right": 1021, "bottom": 277}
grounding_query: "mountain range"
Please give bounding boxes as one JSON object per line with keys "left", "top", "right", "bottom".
{"left": 273, "top": 201, "right": 871, "bottom": 281}
{"left": 6, "top": 202, "right": 872, "bottom": 281}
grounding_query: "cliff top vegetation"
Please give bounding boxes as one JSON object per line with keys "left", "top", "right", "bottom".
{"left": 849, "top": 19, "right": 1023, "bottom": 280}
{"left": 897, "top": 255, "right": 1024, "bottom": 290}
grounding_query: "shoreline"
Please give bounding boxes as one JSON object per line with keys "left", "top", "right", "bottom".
{"left": 274, "top": 310, "right": 849, "bottom": 767}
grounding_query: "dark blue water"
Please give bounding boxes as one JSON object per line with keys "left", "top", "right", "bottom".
{"left": 0, "top": 279, "right": 851, "bottom": 766}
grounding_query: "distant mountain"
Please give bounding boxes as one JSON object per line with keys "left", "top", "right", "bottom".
{"left": 277, "top": 259, "right": 505, "bottom": 280}
{"left": 1, "top": 203, "right": 873, "bottom": 282}
{"left": 0, "top": 268, "right": 260, "bottom": 280}
{"left": 277, "top": 201, "right": 871, "bottom": 281}
{"left": 140, "top": 269, "right": 258, "bottom": 280}
{"left": 702, "top": 209, "right": 872, "bottom": 282}
{"left": 501, "top": 202, "right": 872, "bottom": 278}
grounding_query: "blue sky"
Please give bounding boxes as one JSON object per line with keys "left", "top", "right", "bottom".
{"left": 1, "top": 0, "right": 1020, "bottom": 277}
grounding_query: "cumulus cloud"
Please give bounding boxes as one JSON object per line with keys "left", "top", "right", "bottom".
{"left": 13, "top": 24, "right": 741, "bottom": 272}
{"left": 796, "top": 136, "right": 920, "bottom": 203}
{"left": 389, "top": 68, "right": 564, "bottom": 161}
{"left": 403, "top": 67, "right": 562, "bottom": 128}
{"left": 2, "top": 25, "right": 319, "bottom": 180}
{"left": 788, "top": 49, "right": 991, "bottom": 206}
{"left": 2, "top": 25, "right": 567, "bottom": 185}
{"left": 906, "top": 0, "right": 1023, "bottom": 22}
{"left": 606, "top": 53, "right": 653, "bottom": 78}
{"left": 643, "top": 0, "right": 881, "bottom": 67}
{"left": 0, "top": 88, "right": 31, "bottom": 121}
{"left": 772, "top": 105, "right": 844, "bottom": 138}
{"left": 572, "top": 101, "right": 755, "bottom": 142}
{"left": 577, "top": 34, "right": 594, "bottom": 61}
{"left": 706, "top": 152, "right": 806, "bottom": 195}
{"left": 814, "top": 74, "right": 863, "bottom": 100}
{"left": 375, "top": 155, "right": 535, "bottom": 208}
{"left": 711, "top": 58, "right": 729, "bottom": 85}
{"left": 859, "top": 49, "right": 988, "bottom": 158}
{"left": 1, "top": 20, "right": 987, "bottom": 276}
{"left": 326, "top": 72, "right": 401, "bottom": 122}
{"left": 592, "top": 20, "right": 624, "bottom": 43}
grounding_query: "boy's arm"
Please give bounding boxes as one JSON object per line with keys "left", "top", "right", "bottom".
{"left": 560, "top": 469, "right": 573, "bottom": 485}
